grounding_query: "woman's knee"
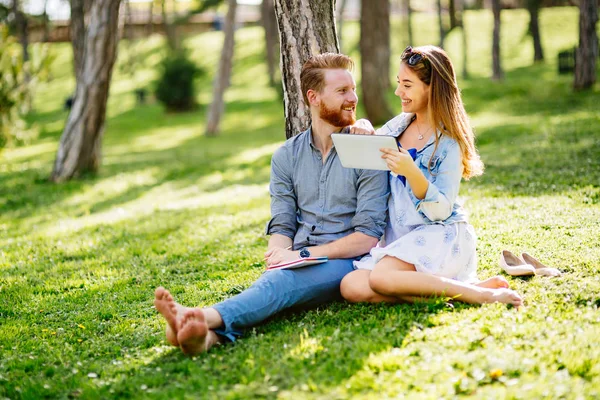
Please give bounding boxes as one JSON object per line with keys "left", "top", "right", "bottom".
{"left": 368, "top": 269, "right": 394, "bottom": 296}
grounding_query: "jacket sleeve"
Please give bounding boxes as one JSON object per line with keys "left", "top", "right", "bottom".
{"left": 409, "top": 141, "right": 463, "bottom": 222}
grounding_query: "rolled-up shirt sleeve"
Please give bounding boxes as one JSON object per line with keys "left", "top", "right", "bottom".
{"left": 265, "top": 145, "right": 297, "bottom": 239}
{"left": 351, "top": 169, "right": 390, "bottom": 238}
{"left": 409, "top": 141, "right": 463, "bottom": 222}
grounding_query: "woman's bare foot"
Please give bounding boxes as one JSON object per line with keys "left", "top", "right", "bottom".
{"left": 177, "top": 309, "right": 211, "bottom": 355}
{"left": 476, "top": 276, "right": 509, "bottom": 289}
{"left": 482, "top": 288, "right": 523, "bottom": 307}
{"left": 154, "top": 287, "right": 191, "bottom": 346}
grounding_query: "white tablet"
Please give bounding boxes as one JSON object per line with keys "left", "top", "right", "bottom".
{"left": 331, "top": 133, "right": 398, "bottom": 170}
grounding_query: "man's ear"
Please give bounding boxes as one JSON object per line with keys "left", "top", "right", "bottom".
{"left": 306, "top": 89, "right": 319, "bottom": 107}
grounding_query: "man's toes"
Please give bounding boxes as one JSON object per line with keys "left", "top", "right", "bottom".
{"left": 155, "top": 286, "right": 166, "bottom": 298}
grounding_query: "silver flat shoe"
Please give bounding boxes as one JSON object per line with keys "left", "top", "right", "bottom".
{"left": 521, "top": 252, "right": 562, "bottom": 277}
{"left": 500, "top": 250, "right": 535, "bottom": 276}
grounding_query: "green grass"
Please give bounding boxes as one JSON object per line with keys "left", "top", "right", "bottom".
{"left": 1, "top": 6, "right": 600, "bottom": 399}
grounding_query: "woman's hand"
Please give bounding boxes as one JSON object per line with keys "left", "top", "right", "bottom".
{"left": 380, "top": 147, "right": 416, "bottom": 176}
{"left": 264, "top": 247, "right": 300, "bottom": 267}
{"left": 345, "top": 118, "right": 375, "bottom": 135}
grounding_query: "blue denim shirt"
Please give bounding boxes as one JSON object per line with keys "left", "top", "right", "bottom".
{"left": 378, "top": 113, "right": 468, "bottom": 225}
{"left": 266, "top": 128, "right": 390, "bottom": 250}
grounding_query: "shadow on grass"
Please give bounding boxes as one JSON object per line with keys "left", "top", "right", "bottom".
{"left": 100, "top": 300, "right": 452, "bottom": 398}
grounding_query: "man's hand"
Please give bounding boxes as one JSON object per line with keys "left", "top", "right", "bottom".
{"left": 264, "top": 247, "right": 300, "bottom": 267}
{"left": 345, "top": 118, "right": 375, "bottom": 135}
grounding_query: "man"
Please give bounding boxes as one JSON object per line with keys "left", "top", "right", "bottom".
{"left": 154, "top": 53, "right": 389, "bottom": 354}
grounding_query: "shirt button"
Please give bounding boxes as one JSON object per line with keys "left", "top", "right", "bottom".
{"left": 311, "top": 225, "right": 316, "bottom": 231}
{"left": 306, "top": 236, "right": 310, "bottom": 242}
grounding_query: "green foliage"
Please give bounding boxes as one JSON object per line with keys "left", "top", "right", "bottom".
{"left": 0, "top": 25, "right": 52, "bottom": 149}
{"left": 154, "top": 50, "right": 204, "bottom": 112}
{"left": 1, "top": 7, "right": 600, "bottom": 399}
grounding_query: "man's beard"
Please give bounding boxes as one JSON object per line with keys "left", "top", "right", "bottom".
{"left": 319, "top": 102, "right": 356, "bottom": 128}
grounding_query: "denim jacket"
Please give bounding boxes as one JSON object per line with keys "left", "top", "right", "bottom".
{"left": 377, "top": 113, "right": 468, "bottom": 225}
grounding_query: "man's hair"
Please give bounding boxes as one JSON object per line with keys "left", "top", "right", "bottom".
{"left": 300, "top": 53, "right": 354, "bottom": 106}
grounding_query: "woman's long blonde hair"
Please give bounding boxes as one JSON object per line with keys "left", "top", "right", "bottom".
{"left": 402, "top": 45, "right": 483, "bottom": 179}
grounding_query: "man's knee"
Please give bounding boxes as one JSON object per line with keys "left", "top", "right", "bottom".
{"left": 257, "top": 269, "right": 295, "bottom": 292}
{"left": 341, "top": 273, "right": 370, "bottom": 303}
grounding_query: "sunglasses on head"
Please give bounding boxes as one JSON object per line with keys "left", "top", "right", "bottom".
{"left": 401, "top": 46, "right": 427, "bottom": 66}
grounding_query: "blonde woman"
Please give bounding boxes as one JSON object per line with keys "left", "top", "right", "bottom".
{"left": 341, "top": 46, "right": 523, "bottom": 306}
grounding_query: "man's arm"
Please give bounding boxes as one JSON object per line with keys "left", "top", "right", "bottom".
{"left": 265, "top": 168, "right": 389, "bottom": 266}
{"left": 265, "top": 232, "right": 376, "bottom": 266}
{"left": 305, "top": 232, "right": 378, "bottom": 259}
{"left": 265, "top": 145, "right": 297, "bottom": 241}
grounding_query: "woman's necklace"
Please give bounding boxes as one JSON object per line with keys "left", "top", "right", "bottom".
{"left": 416, "top": 123, "right": 433, "bottom": 140}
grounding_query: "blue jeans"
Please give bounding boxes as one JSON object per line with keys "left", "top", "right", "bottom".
{"left": 212, "top": 259, "right": 355, "bottom": 341}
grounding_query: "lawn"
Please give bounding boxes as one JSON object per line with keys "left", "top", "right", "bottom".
{"left": 1, "top": 6, "right": 600, "bottom": 399}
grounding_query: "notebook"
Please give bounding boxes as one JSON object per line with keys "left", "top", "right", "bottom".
{"left": 266, "top": 256, "right": 329, "bottom": 270}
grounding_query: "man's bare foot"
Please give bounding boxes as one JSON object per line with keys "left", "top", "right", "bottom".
{"left": 483, "top": 288, "right": 523, "bottom": 307}
{"left": 154, "top": 287, "right": 189, "bottom": 346}
{"left": 177, "top": 309, "right": 210, "bottom": 355}
{"left": 476, "top": 276, "right": 509, "bottom": 289}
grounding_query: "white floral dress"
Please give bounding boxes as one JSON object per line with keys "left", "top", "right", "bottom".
{"left": 354, "top": 175, "right": 478, "bottom": 282}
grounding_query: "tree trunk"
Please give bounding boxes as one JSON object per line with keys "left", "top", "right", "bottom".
{"left": 574, "top": 0, "right": 598, "bottom": 90}
{"left": 70, "top": 0, "right": 86, "bottom": 80}
{"left": 527, "top": 0, "right": 544, "bottom": 62}
{"left": 161, "top": 0, "right": 178, "bottom": 50}
{"left": 124, "top": 0, "right": 133, "bottom": 40}
{"left": 205, "top": 0, "right": 237, "bottom": 136}
{"left": 491, "top": 0, "right": 503, "bottom": 81}
{"left": 50, "top": 0, "right": 122, "bottom": 182}
{"left": 274, "top": 0, "right": 339, "bottom": 139}
{"left": 261, "top": 0, "right": 279, "bottom": 87}
{"left": 437, "top": 0, "right": 445, "bottom": 48}
{"left": 336, "top": 0, "right": 348, "bottom": 51}
{"left": 12, "top": 0, "right": 29, "bottom": 73}
{"left": 449, "top": 0, "right": 457, "bottom": 31}
{"left": 147, "top": 0, "right": 154, "bottom": 36}
{"left": 458, "top": 0, "right": 468, "bottom": 79}
{"left": 404, "top": 0, "right": 413, "bottom": 45}
{"left": 360, "top": 0, "right": 393, "bottom": 126}
{"left": 42, "top": 0, "right": 51, "bottom": 42}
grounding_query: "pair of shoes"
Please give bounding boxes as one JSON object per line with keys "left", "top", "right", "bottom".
{"left": 500, "top": 250, "right": 561, "bottom": 277}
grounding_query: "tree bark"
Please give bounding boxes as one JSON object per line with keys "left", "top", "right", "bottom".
{"left": 161, "top": 0, "right": 178, "bottom": 50}
{"left": 147, "top": 0, "right": 154, "bottom": 36}
{"left": 458, "top": 0, "right": 468, "bottom": 79}
{"left": 336, "top": 0, "right": 348, "bottom": 51}
{"left": 449, "top": 0, "right": 458, "bottom": 31}
{"left": 274, "top": 0, "right": 339, "bottom": 139}
{"left": 574, "top": 0, "right": 598, "bottom": 90}
{"left": 206, "top": 0, "right": 237, "bottom": 136}
{"left": 12, "top": 0, "right": 29, "bottom": 73}
{"left": 527, "top": 0, "right": 544, "bottom": 62}
{"left": 70, "top": 0, "right": 86, "bottom": 81}
{"left": 42, "top": 0, "right": 51, "bottom": 42}
{"left": 491, "top": 0, "right": 503, "bottom": 81}
{"left": 360, "top": 0, "right": 393, "bottom": 126}
{"left": 437, "top": 0, "right": 445, "bottom": 48}
{"left": 261, "top": 0, "right": 279, "bottom": 87}
{"left": 50, "top": 0, "right": 122, "bottom": 182}
{"left": 404, "top": 0, "right": 413, "bottom": 45}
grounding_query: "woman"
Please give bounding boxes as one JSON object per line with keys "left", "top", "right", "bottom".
{"left": 341, "top": 46, "right": 522, "bottom": 306}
